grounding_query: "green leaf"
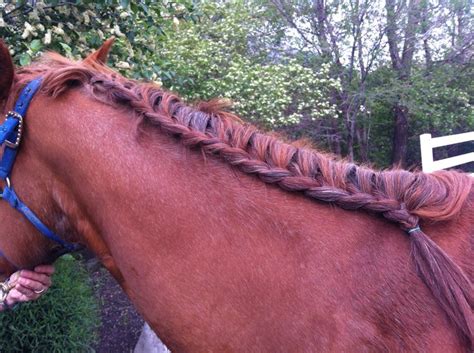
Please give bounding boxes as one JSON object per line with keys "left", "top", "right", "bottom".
{"left": 59, "top": 42, "right": 72, "bottom": 54}
{"left": 126, "top": 31, "right": 135, "bottom": 43}
{"left": 130, "top": 2, "right": 139, "bottom": 14}
{"left": 29, "top": 39, "right": 42, "bottom": 52}
{"left": 19, "top": 53, "right": 31, "bottom": 66}
{"left": 140, "top": 2, "right": 150, "bottom": 15}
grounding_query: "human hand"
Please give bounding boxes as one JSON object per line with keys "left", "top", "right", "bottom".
{"left": 2, "top": 265, "right": 55, "bottom": 309}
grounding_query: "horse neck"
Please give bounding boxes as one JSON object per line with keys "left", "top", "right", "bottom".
{"left": 31, "top": 90, "right": 300, "bottom": 338}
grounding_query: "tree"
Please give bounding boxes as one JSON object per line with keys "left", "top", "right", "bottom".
{"left": 155, "top": 1, "right": 340, "bottom": 128}
{"left": 384, "top": 0, "right": 473, "bottom": 166}
{"left": 264, "top": 0, "right": 473, "bottom": 167}
{"left": 2, "top": 0, "right": 472, "bottom": 169}
{"left": 385, "top": 0, "right": 421, "bottom": 166}
{"left": 268, "top": 0, "right": 388, "bottom": 161}
{"left": 0, "top": 0, "right": 196, "bottom": 80}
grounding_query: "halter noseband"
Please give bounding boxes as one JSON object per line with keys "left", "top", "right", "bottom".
{"left": 0, "top": 78, "right": 78, "bottom": 252}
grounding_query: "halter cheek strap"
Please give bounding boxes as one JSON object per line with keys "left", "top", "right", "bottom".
{"left": 0, "top": 78, "right": 79, "bottom": 252}
{"left": 0, "top": 78, "right": 42, "bottom": 179}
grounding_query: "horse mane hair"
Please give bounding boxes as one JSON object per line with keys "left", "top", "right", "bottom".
{"left": 13, "top": 52, "right": 474, "bottom": 348}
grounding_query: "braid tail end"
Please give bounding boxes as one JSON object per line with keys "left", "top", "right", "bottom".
{"left": 410, "top": 229, "right": 474, "bottom": 350}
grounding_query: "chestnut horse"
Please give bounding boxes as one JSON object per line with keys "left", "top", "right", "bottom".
{"left": 0, "top": 39, "right": 472, "bottom": 353}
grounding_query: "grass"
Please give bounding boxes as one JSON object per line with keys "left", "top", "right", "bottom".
{"left": 0, "top": 255, "right": 100, "bottom": 353}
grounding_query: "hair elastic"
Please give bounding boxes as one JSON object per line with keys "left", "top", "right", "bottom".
{"left": 406, "top": 226, "right": 421, "bottom": 234}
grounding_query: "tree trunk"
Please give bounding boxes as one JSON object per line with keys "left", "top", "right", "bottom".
{"left": 346, "top": 111, "right": 355, "bottom": 162}
{"left": 332, "top": 135, "right": 342, "bottom": 156}
{"left": 385, "top": 0, "right": 421, "bottom": 167}
{"left": 330, "top": 118, "right": 342, "bottom": 156}
{"left": 356, "top": 122, "right": 369, "bottom": 163}
{"left": 420, "top": 0, "right": 432, "bottom": 71}
{"left": 391, "top": 104, "right": 409, "bottom": 167}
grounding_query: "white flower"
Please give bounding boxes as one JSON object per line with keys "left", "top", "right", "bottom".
{"left": 44, "top": 29, "right": 52, "bottom": 45}
{"left": 173, "top": 17, "right": 180, "bottom": 28}
{"left": 116, "top": 61, "right": 131, "bottom": 69}
{"left": 52, "top": 26, "right": 65, "bottom": 36}
{"left": 28, "top": 9, "right": 40, "bottom": 22}
{"left": 113, "top": 25, "right": 125, "bottom": 37}
{"left": 23, "top": 21, "right": 36, "bottom": 37}
{"left": 120, "top": 11, "right": 129, "bottom": 19}
{"left": 21, "top": 27, "right": 31, "bottom": 39}
{"left": 25, "top": 22, "right": 34, "bottom": 31}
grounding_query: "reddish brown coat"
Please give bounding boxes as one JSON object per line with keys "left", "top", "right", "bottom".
{"left": 0, "top": 41, "right": 472, "bottom": 352}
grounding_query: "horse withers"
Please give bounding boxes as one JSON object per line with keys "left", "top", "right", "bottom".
{"left": 0, "top": 39, "right": 472, "bottom": 352}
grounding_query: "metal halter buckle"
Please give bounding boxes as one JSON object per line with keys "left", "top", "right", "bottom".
{"left": 4, "top": 111, "right": 24, "bottom": 149}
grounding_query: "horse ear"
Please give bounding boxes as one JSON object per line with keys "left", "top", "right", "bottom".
{"left": 0, "top": 40, "right": 14, "bottom": 101}
{"left": 83, "top": 37, "right": 115, "bottom": 65}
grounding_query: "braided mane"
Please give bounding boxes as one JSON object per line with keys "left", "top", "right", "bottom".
{"left": 15, "top": 53, "right": 472, "bottom": 229}
{"left": 13, "top": 52, "right": 474, "bottom": 347}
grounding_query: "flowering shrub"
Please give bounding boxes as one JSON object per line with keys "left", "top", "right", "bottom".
{"left": 0, "top": 0, "right": 195, "bottom": 80}
{"left": 1, "top": 1, "right": 339, "bottom": 128}
{"left": 157, "top": 2, "right": 340, "bottom": 127}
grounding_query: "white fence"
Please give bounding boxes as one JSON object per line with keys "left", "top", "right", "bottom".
{"left": 419, "top": 132, "right": 474, "bottom": 173}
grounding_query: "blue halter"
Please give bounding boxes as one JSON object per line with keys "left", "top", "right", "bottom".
{"left": 0, "top": 78, "right": 78, "bottom": 252}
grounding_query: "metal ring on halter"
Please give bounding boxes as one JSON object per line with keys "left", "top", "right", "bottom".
{"left": 0, "top": 177, "right": 11, "bottom": 199}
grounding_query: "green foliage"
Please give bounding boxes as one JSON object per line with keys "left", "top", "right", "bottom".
{"left": 156, "top": 1, "right": 340, "bottom": 127}
{"left": 1, "top": 0, "right": 339, "bottom": 128}
{"left": 0, "top": 0, "right": 196, "bottom": 80}
{"left": 0, "top": 256, "right": 99, "bottom": 353}
{"left": 1, "top": 0, "right": 472, "bottom": 167}
{"left": 407, "top": 68, "right": 474, "bottom": 135}
{"left": 364, "top": 63, "right": 474, "bottom": 167}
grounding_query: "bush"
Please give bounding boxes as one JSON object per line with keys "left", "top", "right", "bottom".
{"left": 156, "top": 2, "right": 340, "bottom": 127}
{"left": 0, "top": 255, "right": 100, "bottom": 353}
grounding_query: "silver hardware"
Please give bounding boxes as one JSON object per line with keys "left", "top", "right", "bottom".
{"left": 4, "top": 111, "right": 24, "bottom": 149}
{"left": 5, "top": 111, "right": 22, "bottom": 120}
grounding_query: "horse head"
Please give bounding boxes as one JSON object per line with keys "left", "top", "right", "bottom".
{"left": 0, "top": 39, "right": 116, "bottom": 280}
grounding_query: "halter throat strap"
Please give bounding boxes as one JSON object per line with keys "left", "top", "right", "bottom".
{"left": 0, "top": 78, "right": 79, "bottom": 252}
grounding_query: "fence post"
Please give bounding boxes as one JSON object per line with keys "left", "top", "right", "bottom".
{"left": 420, "top": 133, "right": 434, "bottom": 172}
